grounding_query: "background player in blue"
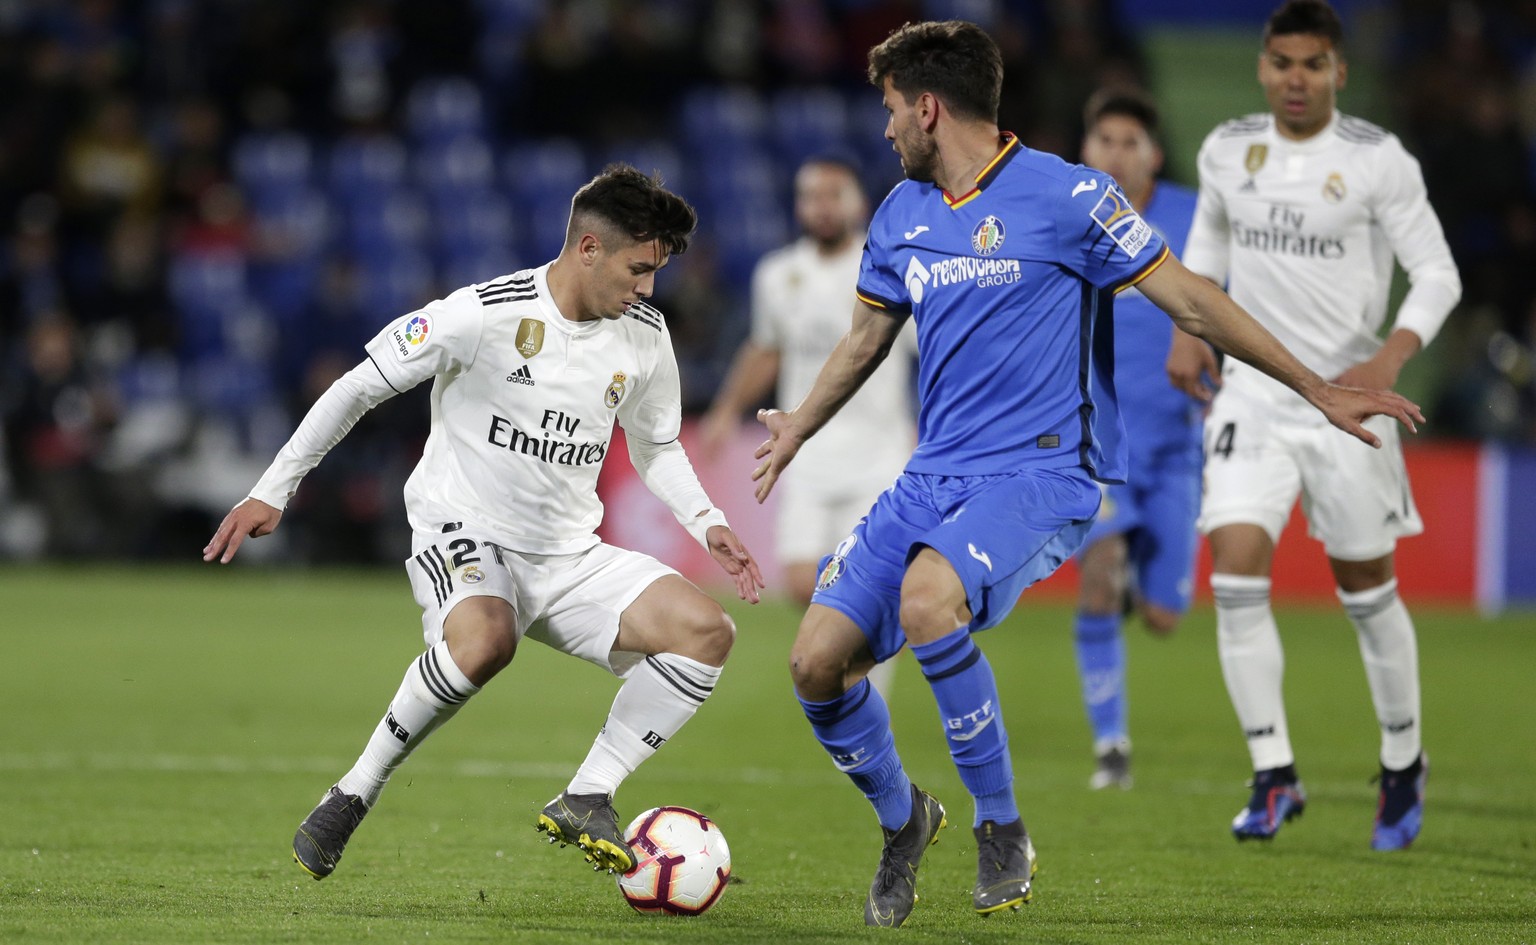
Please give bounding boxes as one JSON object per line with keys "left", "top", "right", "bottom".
{"left": 752, "top": 20, "right": 1423, "bottom": 929}
{"left": 1071, "top": 88, "right": 1207, "bottom": 791}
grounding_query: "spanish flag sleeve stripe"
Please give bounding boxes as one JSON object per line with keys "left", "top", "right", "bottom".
{"left": 1113, "top": 244, "right": 1171, "bottom": 294}
{"left": 855, "top": 288, "right": 911, "bottom": 315}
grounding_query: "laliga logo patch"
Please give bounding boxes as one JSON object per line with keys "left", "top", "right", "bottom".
{"left": 1090, "top": 184, "right": 1152, "bottom": 259}
{"left": 971, "top": 215, "right": 1005, "bottom": 256}
{"left": 604, "top": 372, "right": 627, "bottom": 409}
{"left": 390, "top": 312, "right": 433, "bottom": 361}
{"left": 460, "top": 565, "right": 485, "bottom": 584}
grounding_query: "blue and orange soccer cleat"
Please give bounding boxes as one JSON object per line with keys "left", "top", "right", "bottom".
{"left": 1372, "top": 754, "right": 1428, "bottom": 851}
{"left": 1231, "top": 766, "right": 1307, "bottom": 841}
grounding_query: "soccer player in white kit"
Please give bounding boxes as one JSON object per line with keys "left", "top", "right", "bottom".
{"left": 700, "top": 156, "right": 916, "bottom": 696}
{"left": 1174, "top": 0, "right": 1460, "bottom": 850}
{"left": 203, "top": 165, "right": 765, "bottom": 879}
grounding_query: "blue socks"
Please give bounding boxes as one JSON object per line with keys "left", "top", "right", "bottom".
{"left": 910, "top": 628, "right": 1018, "bottom": 827}
{"left": 1074, "top": 612, "right": 1127, "bottom": 745}
{"left": 799, "top": 678, "right": 913, "bottom": 830}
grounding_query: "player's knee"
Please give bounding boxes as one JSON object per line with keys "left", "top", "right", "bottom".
{"left": 444, "top": 611, "right": 518, "bottom": 685}
{"left": 1078, "top": 570, "right": 1127, "bottom": 616}
{"left": 673, "top": 599, "right": 735, "bottom": 667}
{"left": 898, "top": 589, "right": 963, "bottom": 643}
{"left": 789, "top": 632, "right": 845, "bottom": 701}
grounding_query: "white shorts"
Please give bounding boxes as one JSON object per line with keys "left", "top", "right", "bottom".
{"left": 406, "top": 527, "right": 678, "bottom": 677}
{"left": 1196, "top": 391, "right": 1423, "bottom": 560}
{"left": 777, "top": 482, "right": 892, "bottom": 565}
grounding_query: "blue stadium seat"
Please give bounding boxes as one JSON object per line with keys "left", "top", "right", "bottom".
{"left": 605, "top": 139, "right": 688, "bottom": 193}
{"left": 707, "top": 194, "right": 792, "bottom": 285}
{"left": 415, "top": 135, "right": 497, "bottom": 199}
{"left": 349, "top": 247, "right": 435, "bottom": 319}
{"left": 328, "top": 135, "right": 410, "bottom": 207}
{"left": 233, "top": 131, "right": 314, "bottom": 204}
{"left": 502, "top": 137, "right": 589, "bottom": 205}
{"left": 340, "top": 189, "right": 430, "bottom": 258}
{"left": 431, "top": 189, "right": 516, "bottom": 264}
{"left": 404, "top": 76, "right": 487, "bottom": 145}
{"left": 679, "top": 86, "right": 769, "bottom": 150}
{"left": 770, "top": 87, "right": 851, "bottom": 167}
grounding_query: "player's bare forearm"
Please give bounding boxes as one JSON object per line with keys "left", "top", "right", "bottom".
{"left": 202, "top": 497, "right": 282, "bottom": 564}
{"left": 751, "top": 301, "right": 903, "bottom": 501}
{"left": 1139, "top": 257, "right": 1424, "bottom": 446}
{"left": 1333, "top": 328, "right": 1422, "bottom": 390}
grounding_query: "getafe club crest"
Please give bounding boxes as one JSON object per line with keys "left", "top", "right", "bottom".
{"left": 816, "top": 534, "right": 858, "bottom": 591}
{"left": 604, "top": 371, "right": 627, "bottom": 409}
{"left": 1322, "top": 172, "right": 1346, "bottom": 203}
{"left": 1244, "top": 144, "right": 1268, "bottom": 175}
{"left": 971, "top": 215, "right": 1006, "bottom": 256}
{"left": 516, "top": 318, "right": 544, "bottom": 359}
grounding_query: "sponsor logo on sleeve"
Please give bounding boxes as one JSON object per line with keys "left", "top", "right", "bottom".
{"left": 1090, "top": 185, "right": 1153, "bottom": 259}
{"left": 390, "top": 313, "right": 432, "bottom": 361}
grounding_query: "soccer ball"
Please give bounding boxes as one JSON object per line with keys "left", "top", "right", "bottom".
{"left": 616, "top": 806, "right": 731, "bottom": 916}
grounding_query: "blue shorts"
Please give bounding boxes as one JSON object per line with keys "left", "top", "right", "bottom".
{"left": 1080, "top": 446, "right": 1202, "bottom": 613}
{"left": 811, "top": 468, "right": 1102, "bottom": 662}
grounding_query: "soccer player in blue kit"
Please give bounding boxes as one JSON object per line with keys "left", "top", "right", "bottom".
{"left": 752, "top": 20, "right": 1423, "bottom": 928}
{"left": 1071, "top": 88, "right": 1205, "bottom": 791}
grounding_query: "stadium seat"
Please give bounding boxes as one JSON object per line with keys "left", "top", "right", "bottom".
{"left": 605, "top": 139, "right": 688, "bottom": 194}
{"left": 349, "top": 247, "right": 435, "bottom": 320}
{"left": 770, "top": 87, "right": 851, "bottom": 167}
{"left": 328, "top": 135, "right": 410, "bottom": 207}
{"left": 415, "top": 135, "right": 497, "bottom": 199}
{"left": 431, "top": 189, "right": 516, "bottom": 264}
{"left": 502, "top": 138, "right": 589, "bottom": 205}
{"left": 233, "top": 131, "right": 314, "bottom": 203}
{"left": 340, "top": 189, "right": 430, "bottom": 258}
{"left": 679, "top": 86, "right": 770, "bottom": 151}
{"left": 404, "top": 76, "right": 487, "bottom": 145}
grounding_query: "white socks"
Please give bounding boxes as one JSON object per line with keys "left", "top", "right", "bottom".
{"left": 566, "top": 653, "right": 722, "bottom": 797}
{"left": 1212, "top": 573, "right": 1293, "bottom": 771}
{"left": 338, "top": 641, "right": 480, "bottom": 807}
{"left": 1338, "top": 578, "right": 1422, "bottom": 770}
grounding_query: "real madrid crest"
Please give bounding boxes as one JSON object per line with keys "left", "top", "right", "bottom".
{"left": 604, "top": 371, "right": 627, "bottom": 409}
{"left": 1322, "top": 172, "right": 1346, "bottom": 203}
{"left": 971, "top": 215, "right": 1006, "bottom": 256}
{"left": 516, "top": 318, "right": 544, "bottom": 359}
{"left": 1244, "top": 144, "right": 1268, "bottom": 175}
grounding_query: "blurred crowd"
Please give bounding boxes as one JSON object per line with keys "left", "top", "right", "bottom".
{"left": 0, "top": 0, "right": 1532, "bottom": 562}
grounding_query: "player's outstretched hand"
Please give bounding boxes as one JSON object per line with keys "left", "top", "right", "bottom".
{"left": 203, "top": 497, "right": 282, "bottom": 564}
{"left": 752, "top": 408, "right": 804, "bottom": 503}
{"left": 705, "top": 525, "right": 765, "bottom": 604}
{"left": 1167, "top": 328, "right": 1220, "bottom": 402}
{"left": 1312, "top": 384, "right": 1424, "bottom": 448}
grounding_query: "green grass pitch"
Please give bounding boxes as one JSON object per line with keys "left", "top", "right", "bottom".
{"left": 2, "top": 565, "right": 1533, "bottom": 944}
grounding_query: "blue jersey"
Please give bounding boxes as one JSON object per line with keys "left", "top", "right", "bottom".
{"left": 856, "top": 134, "right": 1169, "bottom": 484}
{"left": 1112, "top": 181, "right": 1203, "bottom": 464}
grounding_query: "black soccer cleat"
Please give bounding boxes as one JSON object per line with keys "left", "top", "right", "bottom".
{"left": 973, "top": 817, "right": 1037, "bottom": 915}
{"left": 864, "top": 785, "right": 946, "bottom": 928}
{"left": 1231, "top": 766, "right": 1307, "bottom": 841}
{"left": 1089, "top": 738, "right": 1133, "bottom": 791}
{"left": 293, "top": 786, "right": 369, "bottom": 880}
{"left": 536, "top": 791, "right": 636, "bottom": 874}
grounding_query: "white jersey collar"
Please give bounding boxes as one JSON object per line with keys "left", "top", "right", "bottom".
{"left": 1269, "top": 110, "right": 1339, "bottom": 155}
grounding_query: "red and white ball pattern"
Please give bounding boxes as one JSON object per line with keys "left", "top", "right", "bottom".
{"left": 616, "top": 806, "right": 731, "bottom": 916}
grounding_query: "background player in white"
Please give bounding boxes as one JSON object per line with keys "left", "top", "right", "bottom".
{"left": 700, "top": 155, "right": 916, "bottom": 697}
{"left": 1072, "top": 87, "right": 1206, "bottom": 790}
{"left": 1174, "top": 0, "right": 1460, "bottom": 849}
{"left": 203, "top": 165, "right": 764, "bottom": 879}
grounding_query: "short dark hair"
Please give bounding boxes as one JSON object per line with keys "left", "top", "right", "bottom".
{"left": 1263, "top": 0, "right": 1344, "bottom": 50}
{"left": 867, "top": 20, "right": 1003, "bottom": 123}
{"left": 568, "top": 163, "right": 697, "bottom": 256}
{"left": 1083, "top": 87, "right": 1161, "bottom": 140}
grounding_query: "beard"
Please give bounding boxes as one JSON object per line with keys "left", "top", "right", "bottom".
{"left": 897, "top": 133, "right": 939, "bottom": 183}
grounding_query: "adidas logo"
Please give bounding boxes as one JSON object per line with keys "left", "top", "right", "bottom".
{"left": 505, "top": 365, "right": 535, "bottom": 386}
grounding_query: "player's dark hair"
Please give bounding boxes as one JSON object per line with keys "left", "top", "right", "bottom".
{"left": 568, "top": 163, "right": 697, "bottom": 255}
{"left": 1083, "top": 87, "right": 1161, "bottom": 140}
{"left": 867, "top": 20, "right": 1003, "bottom": 123}
{"left": 1263, "top": 0, "right": 1344, "bottom": 50}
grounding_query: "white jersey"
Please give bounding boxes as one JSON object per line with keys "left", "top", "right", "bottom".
{"left": 252, "top": 264, "right": 717, "bottom": 556}
{"left": 1182, "top": 111, "right": 1460, "bottom": 423}
{"left": 751, "top": 236, "right": 916, "bottom": 498}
